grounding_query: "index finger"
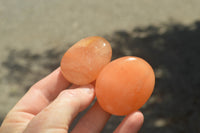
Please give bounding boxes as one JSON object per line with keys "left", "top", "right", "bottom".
{"left": 12, "top": 67, "right": 70, "bottom": 115}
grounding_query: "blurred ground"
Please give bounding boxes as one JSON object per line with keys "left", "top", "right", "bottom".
{"left": 0, "top": 0, "right": 200, "bottom": 132}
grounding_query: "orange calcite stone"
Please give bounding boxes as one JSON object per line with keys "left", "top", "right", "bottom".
{"left": 61, "top": 36, "right": 112, "bottom": 85}
{"left": 95, "top": 56, "right": 155, "bottom": 116}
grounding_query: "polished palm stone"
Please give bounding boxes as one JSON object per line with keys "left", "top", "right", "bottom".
{"left": 61, "top": 36, "right": 112, "bottom": 85}
{"left": 95, "top": 56, "right": 155, "bottom": 116}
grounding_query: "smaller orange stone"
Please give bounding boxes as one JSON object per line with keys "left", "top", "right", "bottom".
{"left": 95, "top": 56, "right": 155, "bottom": 116}
{"left": 60, "top": 36, "right": 112, "bottom": 85}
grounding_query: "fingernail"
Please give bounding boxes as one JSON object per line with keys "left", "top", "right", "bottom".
{"left": 80, "top": 84, "right": 94, "bottom": 94}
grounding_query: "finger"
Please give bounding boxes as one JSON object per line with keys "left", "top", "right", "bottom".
{"left": 0, "top": 68, "right": 70, "bottom": 133}
{"left": 71, "top": 102, "right": 111, "bottom": 133}
{"left": 23, "top": 85, "right": 95, "bottom": 133}
{"left": 13, "top": 67, "right": 70, "bottom": 115}
{"left": 114, "top": 111, "right": 144, "bottom": 133}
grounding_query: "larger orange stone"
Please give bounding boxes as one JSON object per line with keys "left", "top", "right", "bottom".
{"left": 95, "top": 56, "right": 155, "bottom": 116}
{"left": 60, "top": 36, "right": 112, "bottom": 85}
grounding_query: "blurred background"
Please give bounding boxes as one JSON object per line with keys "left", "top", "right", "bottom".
{"left": 0, "top": 0, "right": 200, "bottom": 132}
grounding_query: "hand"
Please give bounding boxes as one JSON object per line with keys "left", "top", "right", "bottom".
{"left": 0, "top": 68, "right": 144, "bottom": 133}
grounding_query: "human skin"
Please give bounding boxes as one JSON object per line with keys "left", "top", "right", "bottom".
{"left": 0, "top": 67, "right": 144, "bottom": 133}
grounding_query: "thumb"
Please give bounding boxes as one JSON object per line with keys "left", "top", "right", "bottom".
{"left": 23, "top": 84, "right": 95, "bottom": 133}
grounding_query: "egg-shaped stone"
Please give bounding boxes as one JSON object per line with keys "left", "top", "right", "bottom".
{"left": 61, "top": 36, "right": 112, "bottom": 85}
{"left": 95, "top": 56, "right": 155, "bottom": 116}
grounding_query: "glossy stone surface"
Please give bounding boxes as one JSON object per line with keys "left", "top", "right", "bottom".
{"left": 61, "top": 36, "right": 112, "bottom": 85}
{"left": 95, "top": 56, "right": 155, "bottom": 116}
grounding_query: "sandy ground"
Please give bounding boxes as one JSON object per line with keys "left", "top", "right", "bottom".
{"left": 0, "top": 0, "right": 200, "bottom": 132}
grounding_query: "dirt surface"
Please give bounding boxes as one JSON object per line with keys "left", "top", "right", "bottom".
{"left": 0, "top": 0, "right": 200, "bottom": 132}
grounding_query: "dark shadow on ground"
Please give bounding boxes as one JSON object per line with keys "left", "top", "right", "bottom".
{"left": 104, "top": 21, "right": 200, "bottom": 133}
{"left": 2, "top": 20, "right": 200, "bottom": 133}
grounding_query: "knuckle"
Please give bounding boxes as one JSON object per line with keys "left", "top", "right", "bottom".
{"left": 58, "top": 90, "right": 81, "bottom": 108}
